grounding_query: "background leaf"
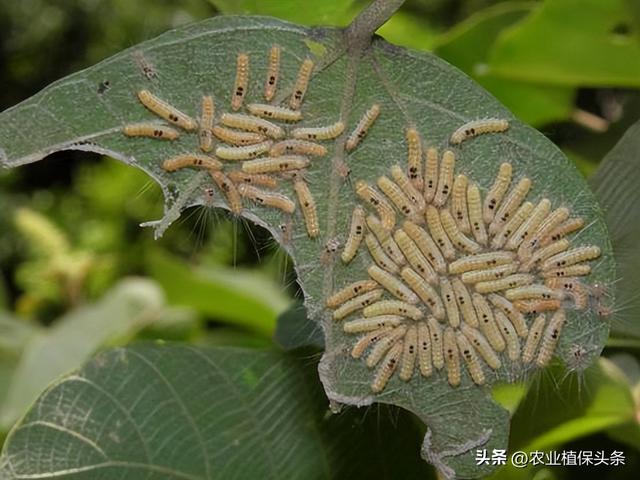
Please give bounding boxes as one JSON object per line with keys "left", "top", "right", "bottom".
{"left": 147, "top": 249, "right": 290, "bottom": 337}
{"left": 207, "top": 0, "right": 357, "bottom": 26}
{"left": 0, "top": 343, "right": 437, "bottom": 479}
{"left": 0, "top": 313, "right": 41, "bottom": 412}
{"left": 0, "top": 275, "right": 8, "bottom": 310}
{"left": 489, "top": 358, "right": 638, "bottom": 479}
{"left": 590, "top": 119, "right": 640, "bottom": 338}
{"left": 511, "top": 361, "right": 635, "bottom": 452}
{"left": 376, "top": 8, "right": 437, "bottom": 51}
{"left": 273, "top": 301, "right": 325, "bottom": 350}
{"left": 606, "top": 353, "right": 640, "bottom": 452}
{"left": 433, "top": 2, "right": 575, "bottom": 126}
{"left": 488, "top": 0, "right": 640, "bottom": 87}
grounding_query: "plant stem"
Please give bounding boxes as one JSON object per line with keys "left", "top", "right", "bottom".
{"left": 345, "top": 0, "right": 406, "bottom": 52}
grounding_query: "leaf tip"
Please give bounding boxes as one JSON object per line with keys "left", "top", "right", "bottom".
{"left": 140, "top": 217, "right": 171, "bottom": 241}
{"left": 318, "top": 352, "right": 376, "bottom": 407}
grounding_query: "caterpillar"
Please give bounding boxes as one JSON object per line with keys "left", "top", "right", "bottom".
{"left": 289, "top": 58, "right": 314, "bottom": 110}
{"left": 241, "top": 155, "right": 309, "bottom": 174}
{"left": 123, "top": 123, "right": 179, "bottom": 140}
{"left": 247, "top": 103, "right": 302, "bottom": 122}
{"left": 215, "top": 141, "right": 273, "bottom": 161}
{"left": 293, "top": 176, "right": 319, "bottom": 238}
{"left": 137, "top": 90, "right": 197, "bottom": 131}
{"left": 237, "top": 183, "right": 295, "bottom": 214}
{"left": 341, "top": 206, "right": 366, "bottom": 264}
{"left": 162, "top": 154, "right": 222, "bottom": 172}
{"left": 449, "top": 118, "right": 509, "bottom": 145}
{"left": 210, "top": 170, "right": 243, "bottom": 215}
{"left": 220, "top": 113, "right": 284, "bottom": 139}
{"left": 292, "top": 121, "right": 345, "bottom": 140}
{"left": 264, "top": 44, "right": 281, "bottom": 101}
{"left": 199, "top": 95, "right": 215, "bottom": 152}
{"left": 231, "top": 53, "right": 249, "bottom": 111}
{"left": 346, "top": 104, "right": 381, "bottom": 151}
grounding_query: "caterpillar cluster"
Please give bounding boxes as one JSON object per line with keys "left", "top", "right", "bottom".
{"left": 121, "top": 45, "right": 607, "bottom": 395}
{"left": 327, "top": 125, "right": 605, "bottom": 393}
{"left": 122, "top": 46, "right": 348, "bottom": 239}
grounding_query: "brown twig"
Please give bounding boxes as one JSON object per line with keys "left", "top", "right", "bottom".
{"left": 344, "top": 0, "right": 406, "bottom": 53}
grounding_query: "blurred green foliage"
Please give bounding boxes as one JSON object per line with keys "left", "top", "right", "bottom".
{"left": 488, "top": 0, "right": 640, "bottom": 87}
{"left": 207, "top": 0, "right": 358, "bottom": 25}
{"left": 0, "top": 0, "right": 639, "bottom": 478}
{"left": 433, "top": 2, "right": 576, "bottom": 126}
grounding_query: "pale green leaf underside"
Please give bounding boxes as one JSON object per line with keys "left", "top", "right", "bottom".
{"left": 0, "top": 15, "right": 615, "bottom": 477}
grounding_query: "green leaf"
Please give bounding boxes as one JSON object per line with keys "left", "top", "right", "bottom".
{"left": 434, "top": 2, "right": 575, "bottom": 126}
{"left": 590, "top": 119, "right": 640, "bottom": 338}
{"left": 0, "top": 360, "right": 16, "bottom": 435}
{"left": 195, "top": 326, "right": 273, "bottom": 349}
{"left": 629, "top": 0, "right": 640, "bottom": 37}
{"left": 0, "top": 278, "right": 164, "bottom": 430}
{"left": 0, "top": 313, "right": 41, "bottom": 414}
{"left": 565, "top": 149, "right": 599, "bottom": 178}
{"left": 605, "top": 353, "right": 640, "bottom": 451}
{"left": 608, "top": 352, "right": 640, "bottom": 385}
{"left": 489, "top": 358, "right": 636, "bottom": 479}
{"left": 274, "top": 301, "right": 325, "bottom": 350}
{"left": 488, "top": 0, "right": 640, "bottom": 87}
{"left": 0, "top": 12, "right": 615, "bottom": 477}
{"left": 607, "top": 337, "right": 640, "bottom": 349}
{"left": 376, "top": 9, "right": 438, "bottom": 51}
{"left": 0, "top": 312, "right": 41, "bottom": 358}
{"left": 0, "top": 344, "right": 436, "bottom": 479}
{"left": 137, "top": 306, "right": 202, "bottom": 342}
{"left": 147, "top": 249, "right": 290, "bottom": 337}
{"left": 208, "top": 0, "right": 357, "bottom": 26}
{"left": 491, "top": 381, "right": 528, "bottom": 415}
{"left": 606, "top": 421, "right": 640, "bottom": 453}
{"left": 0, "top": 273, "right": 8, "bottom": 309}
